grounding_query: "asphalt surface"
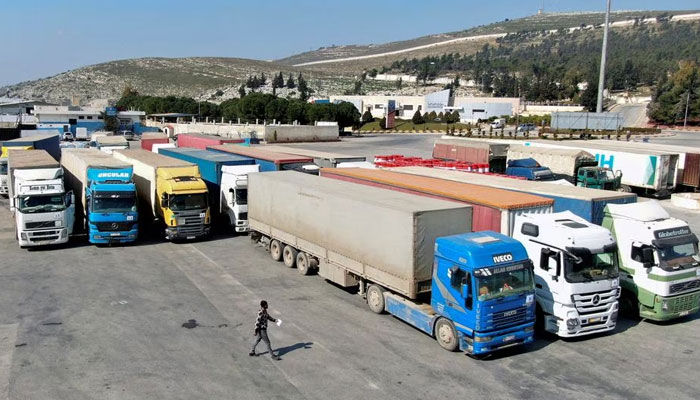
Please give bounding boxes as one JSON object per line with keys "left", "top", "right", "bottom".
{"left": 608, "top": 103, "right": 649, "bottom": 128}
{"left": 1, "top": 134, "right": 700, "bottom": 399}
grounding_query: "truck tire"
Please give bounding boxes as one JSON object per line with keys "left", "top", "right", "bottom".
{"left": 366, "top": 284, "right": 385, "bottom": 314}
{"left": 619, "top": 185, "right": 632, "bottom": 193}
{"left": 296, "top": 252, "right": 312, "bottom": 275}
{"left": 434, "top": 318, "right": 459, "bottom": 352}
{"left": 620, "top": 291, "right": 640, "bottom": 319}
{"left": 283, "top": 245, "right": 298, "bottom": 268}
{"left": 269, "top": 239, "right": 283, "bottom": 262}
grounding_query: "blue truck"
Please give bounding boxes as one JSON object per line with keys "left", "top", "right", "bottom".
{"left": 60, "top": 148, "right": 138, "bottom": 244}
{"left": 249, "top": 171, "right": 536, "bottom": 356}
{"left": 158, "top": 147, "right": 259, "bottom": 232}
{"left": 506, "top": 158, "right": 555, "bottom": 181}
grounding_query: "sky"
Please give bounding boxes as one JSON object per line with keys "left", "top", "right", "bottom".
{"left": 1, "top": 0, "right": 698, "bottom": 86}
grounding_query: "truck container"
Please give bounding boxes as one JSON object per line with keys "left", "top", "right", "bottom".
{"left": 8, "top": 150, "right": 75, "bottom": 247}
{"left": 390, "top": 166, "right": 636, "bottom": 225}
{"left": 602, "top": 201, "right": 700, "bottom": 321}
{"left": 60, "top": 148, "right": 138, "bottom": 244}
{"left": 158, "top": 147, "right": 258, "bottom": 232}
{"left": 507, "top": 145, "right": 599, "bottom": 182}
{"left": 95, "top": 135, "right": 128, "bottom": 154}
{"left": 176, "top": 133, "right": 244, "bottom": 150}
{"left": 320, "top": 168, "right": 553, "bottom": 235}
{"left": 113, "top": 149, "right": 210, "bottom": 241}
{"left": 505, "top": 158, "right": 556, "bottom": 181}
{"left": 152, "top": 143, "right": 176, "bottom": 153}
{"left": 1, "top": 146, "right": 32, "bottom": 197}
{"left": 208, "top": 145, "right": 314, "bottom": 172}
{"left": 75, "top": 127, "right": 89, "bottom": 141}
{"left": 140, "top": 133, "right": 169, "bottom": 152}
{"left": 2, "top": 134, "right": 61, "bottom": 160}
{"left": 249, "top": 171, "right": 536, "bottom": 356}
{"left": 258, "top": 145, "right": 366, "bottom": 168}
{"left": 432, "top": 139, "right": 508, "bottom": 173}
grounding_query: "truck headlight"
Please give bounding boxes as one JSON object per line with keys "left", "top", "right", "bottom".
{"left": 662, "top": 300, "right": 669, "bottom": 311}
{"left": 474, "top": 336, "right": 492, "bottom": 342}
{"left": 171, "top": 219, "right": 177, "bottom": 226}
{"left": 566, "top": 318, "right": 579, "bottom": 329}
{"left": 55, "top": 220, "right": 62, "bottom": 228}
{"left": 20, "top": 233, "right": 27, "bottom": 240}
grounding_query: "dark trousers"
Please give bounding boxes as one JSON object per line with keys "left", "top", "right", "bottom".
{"left": 251, "top": 329, "right": 274, "bottom": 357}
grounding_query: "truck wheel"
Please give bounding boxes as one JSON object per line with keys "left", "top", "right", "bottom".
{"left": 269, "top": 240, "right": 283, "bottom": 262}
{"left": 434, "top": 318, "right": 459, "bottom": 352}
{"left": 620, "top": 291, "right": 640, "bottom": 319}
{"left": 619, "top": 185, "right": 632, "bottom": 193}
{"left": 296, "top": 252, "right": 312, "bottom": 275}
{"left": 283, "top": 245, "right": 298, "bottom": 268}
{"left": 366, "top": 284, "right": 385, "bottom": 314}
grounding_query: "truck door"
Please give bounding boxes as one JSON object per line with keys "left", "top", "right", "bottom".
{"left": 434, "top": 258, "right": 472, "bottom": 325}
{"left": 66, "top": 191, "right": 76, "bottom": 235}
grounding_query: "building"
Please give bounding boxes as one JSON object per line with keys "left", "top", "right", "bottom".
{"left": 329, "top": 90, "right": 520, "bottom": 123}
{"left": 33, "top": 105, "right": 155, "bottom": 135}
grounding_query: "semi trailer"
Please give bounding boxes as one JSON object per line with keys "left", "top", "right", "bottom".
{"left": 432, "top": 139, "right": 509, "bottom": 173}
{"left": 259, "top": 145, "right": 366, "bottom": 168}
{"left": 60, "top": 148, "right": 138, "bottom": 244}
{"left": 248, "top": 171, "right": 536, "bottom": 356}
{"left": 208, "top": 145, "right": 316, "bottom": 173}
{"left": 140, "top": 133, "right": 170, "bottom": 152}
{"left": 94, "top": 135, "right": 128, "bottom": 154}
{"left": 176, "top": 133, "right": 244, "bottom": 150}
{"left": 114, "top": 149, "right": 210, "bottom": 241}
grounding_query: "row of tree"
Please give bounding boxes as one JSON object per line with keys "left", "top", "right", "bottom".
{"left": 242, "top": 72, "right": 311, "bottom": 99}
{"left": 648, "top": 61, "right": 700, "bottom": 125}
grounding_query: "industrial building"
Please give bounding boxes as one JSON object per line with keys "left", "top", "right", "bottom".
{"left": 33, "top": 105, "right": 156, "bottom": 135}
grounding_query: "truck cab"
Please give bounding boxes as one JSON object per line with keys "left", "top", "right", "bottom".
{"left": 513, "top": 212, "right": 620, "bottom": 337}
{"left": 157, "top": 168, "right": 211, "bottom": 240}
{"left": 85, "top": 168, "right": 139, "bottom": 244}
{"left": 220, "top": 165, "right": 259, "bottom": 232}
{"left": 0, "top": 157, "right": 7, "bottom": 197}
{"left": 428, "top": 231, "right": 536, "bottom": 355}
{"left": 577, "top": 166, "right": 624, "bottom": 191}
{"left": 603, "top": 201, "right": 700, "bottom": 321}
{"left": 506, "top": 158, "right": 555, "bottom": 181}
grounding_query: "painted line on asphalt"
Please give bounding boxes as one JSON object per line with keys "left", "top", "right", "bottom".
{"left": 0, "top": 324, "right": 19, "bottom": 400}
{"left": 163, "top": 243, "right": 386, "bottom": 398}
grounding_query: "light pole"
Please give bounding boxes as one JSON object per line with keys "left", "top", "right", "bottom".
{"left": 596, "top": 0, "right": 612, "bottom": 113}
{"left": 684, "top": 91, "right": 691, "bottom": 129}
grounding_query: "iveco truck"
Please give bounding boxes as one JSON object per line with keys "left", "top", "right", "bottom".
{"left": 249, "top": 171, "right": 536, "bottom": 356}
{"left": 8, "top": 150, "right": 75, "bottom": 247}
{"left": 513, "top": 212, "right": 620, "bottom": 337}
{"left": 114, "top": 149, "right": 210, "bottom": 241}
{"left": 61, "top": 148, "right": 139, "bottom": 244}
{"left": 603, "top": 201, "right": 700, "bottom": 320}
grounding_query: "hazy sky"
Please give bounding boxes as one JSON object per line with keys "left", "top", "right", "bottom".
{"left": 1, "top": 0, "right": 697, "bottom": 86}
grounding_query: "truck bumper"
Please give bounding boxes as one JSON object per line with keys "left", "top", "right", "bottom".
{"left": 0, "top": 186, "right": 7, "bottom": 196}
{"left": 165, "top": 224, "right": 211, "bottom": 240}
{"left": 19, "top": 228, "right": 69, "bottom": 247}
{"left": 548, "top": 305, "right": 618, "bottom": 338}
{"left": 640, "top": 291, "right": 700, "bottom": 321}
{"left": 461, "top": 322, "right": 535, "bottom": 355}
{"left": 234, "top": 220, "right": 249, "bottom": 233}
{"left": 90, "top": 227, "right": 139, "bottom": 244}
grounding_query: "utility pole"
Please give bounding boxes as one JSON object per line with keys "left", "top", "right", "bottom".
{"left": 596, "top": 0, "right": 611, "bottom": 113}
{"left": 684, "top": 91, "right": 691, "bottom": 129}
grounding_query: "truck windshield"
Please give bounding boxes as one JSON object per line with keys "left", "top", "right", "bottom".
{"left": 18, "top": 195, "right": 66, "bottom": 213}
{"left": 565, "top": 250, "right": 619, "bottom": 283}
{"left": 170, "top": 193, "right": 208, "bottom": 211}
{"left": 0, "top": 162, "right": 7, "bottom": 174}
{"left": 476, "top": 263, "right": 534, "bottom": 301}
{"left": 93, "top": 196, "right": 137, "bottom": 213}
{"left": 657, "top": 241, "right": 698, "bottom": 267}
{"left": 235, "top": 189, "right": 248, "bottom": 205}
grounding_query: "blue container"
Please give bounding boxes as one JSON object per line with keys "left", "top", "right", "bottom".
{"left": 159, "top": 147, "right": 255, "bottom": 185}
{"left": 2, "top": 134, "right": 61, "bottom": 160}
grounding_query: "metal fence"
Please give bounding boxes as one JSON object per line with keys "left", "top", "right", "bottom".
{"left": 552, "top": 112, "right": 623, "bottom": 131}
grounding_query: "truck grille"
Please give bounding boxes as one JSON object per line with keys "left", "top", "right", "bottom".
{"left": 491, "top": 306, "right": 527, "bottom": 329}
{"left": 95, "top": 221, "right": 136, "bottom": 232}
{"left": 27, "top": 229, "right": 61, "bottom": 243}
{"left": 238, "top": 212, "right": 247, "bottom": 221}
{"left": 25, "top": 221, "right": 57, "bottom": 229}
{"left": 670, "top": 279, "right": 700, "bottom": 294}
{"left": 669, "top": 292, "right": 700, "bottom": 313}
{"left": 177, "top": 214, "right": 206, "bottom": 236}
{"left": 573, "top": 289, "right": 618, "bottom": 316}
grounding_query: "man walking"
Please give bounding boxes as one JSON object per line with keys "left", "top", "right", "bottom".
{"left": 250, "top": 300, "right": 280, "bottom": 360}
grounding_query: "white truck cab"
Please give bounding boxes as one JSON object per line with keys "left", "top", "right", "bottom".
{"left": 514, "top": 212, "right": 620, "bottom": 337}
{"left": 603, "top": 201, "right": 700, "bottom": 321}
{"left": 220, "top": 165, "right": 260, "bottom": 232}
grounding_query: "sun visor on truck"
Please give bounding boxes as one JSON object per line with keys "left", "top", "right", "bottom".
{"left": 652, "top": 233, "right": 698, "bottom": 249}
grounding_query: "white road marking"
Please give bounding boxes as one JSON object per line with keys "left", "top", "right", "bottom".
{"left": 0, "top": 324, "right": 19, "bottom": 400}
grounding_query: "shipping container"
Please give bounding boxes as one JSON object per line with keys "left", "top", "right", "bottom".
{"left": 320, "top": 168, "right": 552, "bottom": 235}
{"left": 507, "top": 144, "right": 597, "bottom": 180}
{"left": 2, "top": 134, "right": 61, "bottom": 160}
{"left": 140, "top": 133, "right": 170, "bottom": 151}
{"left": 8, "top": 150, "right": 60, "bottom": 201}
{"left": 208, "top": 145, "right": 313, "bottom": 172}
{"left": 249, "top": 171, "right": 473, "bottom": 298}
{"left": 259, "top": 145, "right": 366, "bottom": 167}
{"left": 432, "top": 138, "right": 508, "bottom": 173}
{"left": 176, "top": 133, "right": 244, "bottom": 150}
{"left": 159, "top": 147, "right": 254, "bottom": 185}
{"left": 391, "top": 166, "right": 637, "bottom": 225}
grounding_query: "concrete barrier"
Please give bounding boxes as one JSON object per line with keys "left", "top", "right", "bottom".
{"left": 671, "top": 193, "right": 700, "bottom": 210}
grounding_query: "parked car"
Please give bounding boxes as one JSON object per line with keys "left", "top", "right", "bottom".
{"left": 490, "top": 118, "right": 505, "bottom": 129}
{"left": 63, "top": 132, "right": 74, "bottom": 141}
{"left": 517, "top": 123, "right": 537, "bottom": 133}
{"left": 120, "top": 130, "right": 135, "bottom": 140}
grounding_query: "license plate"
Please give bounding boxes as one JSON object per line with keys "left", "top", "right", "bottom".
{"left": 588, "top": 317, "right": 601, "bottom": 323}
{"left": 503, "top": 335, "right": 515, "bottom": 342}
{"left": 187, "top": 236, "right": 195, "bottom": 240}
{"left": 680, "top": 310, "right": 689, "bottom": 316}
{"left": 110, "top": 233, "right": 120, "bottom": 236}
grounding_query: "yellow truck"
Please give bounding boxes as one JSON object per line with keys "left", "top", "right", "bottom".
{"left": 113, "top": 149, "right": 210, "bottom": 240}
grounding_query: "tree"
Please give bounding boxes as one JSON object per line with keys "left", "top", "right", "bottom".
{"left": 352, "top": 80, "right": 363, "bottom": 95}
{"left": 379, "top": 117, "right": 387, "bottom": 129}
{"left": 272, "top": 72, "right": 284, "bottom": 89}
{"left": 649, "top": 60, "right": 700, "bottom": 124}
{"left": 427, "top": 111, "right": 438, "bottom": 121}
{"left": 259, "top": 73, "right": 267, "bottom": 86}
{"left": 238, "top": 84, "right": 246, "bottom": 98}
{"left": 368, "top": 68, "right": 378, "bottom": 78}
{"left": 361, "top": 110, "right": 374, "bottom": 125}
{"left": 395, "top": 77, "right": 402, "bottom": 89}
{"left": 286, "top": 74, "right": 296, "bottom": 89}
{"left": 297, "top": 73, "right": 311, "bottom": 101}
{"left": 422, "top": 111, "right": 430, "bottom": 121}
{"left": 333, "top": 102, "right": 361, "bottom": 130}
{"left": 578, "top": 79, "right": 599, "bottom": 112}
{"left": 121, "top": 85, "right": 139, "bottom": 98}
{"left": 437, "top": 111, "right": 445, "bottom": 121}
{"left": 412, "top": 110, "right": 424, "bottom": 124}
{"left": 102, "top": 113, "right": 119, "bottom": 132}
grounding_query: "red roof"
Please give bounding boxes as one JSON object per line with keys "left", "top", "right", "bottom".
{"left": 208, "top": 145, "right": 312, "bottom": 164}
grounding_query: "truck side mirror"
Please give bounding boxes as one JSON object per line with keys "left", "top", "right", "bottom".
{"left": 642, "top": 247, "right": 654, "bottom": 265}
{"left": 160, "top": 193, "right": 168, "bottom": 208}
{"left": 539, "top": 248, "right": 554, "bottom": 271}
{"left": 65, "top": 191, "right": 73, "bottom": 207}
{"left": 461, "top": 275, "right": 472, "bottom": 310}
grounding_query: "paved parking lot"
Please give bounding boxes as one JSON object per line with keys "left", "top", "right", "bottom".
{"left": 1, "top": 133, "right": 700, "bottom": 399}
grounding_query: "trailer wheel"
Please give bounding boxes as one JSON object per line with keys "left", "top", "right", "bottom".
{"left": 296, "top": 252, "right": 312, "bottom": 275}
{"left": 269, "top": 240, "right": 283, "bottom": 262}
{"left": 619, "top": 185, "right": 632, "bottom": 193}
{"left": 283, "top": 245, "right": 298, "bottom": 268}
{"left": 434, "top": 318, "right": 459, "bottom": 352}
{"left": 366, "top": 284, "right": 385, "bottom": 314}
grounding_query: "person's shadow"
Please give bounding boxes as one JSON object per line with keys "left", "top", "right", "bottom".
{"left": 275, "top": 342, "right": 313, "bottom": 357}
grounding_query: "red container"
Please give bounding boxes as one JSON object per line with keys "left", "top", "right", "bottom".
{"left": 177, "top": 133, "right": 244, "bottom": 150}
{"left": 140, "top": 133, "right": 169, "bottom": 151}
